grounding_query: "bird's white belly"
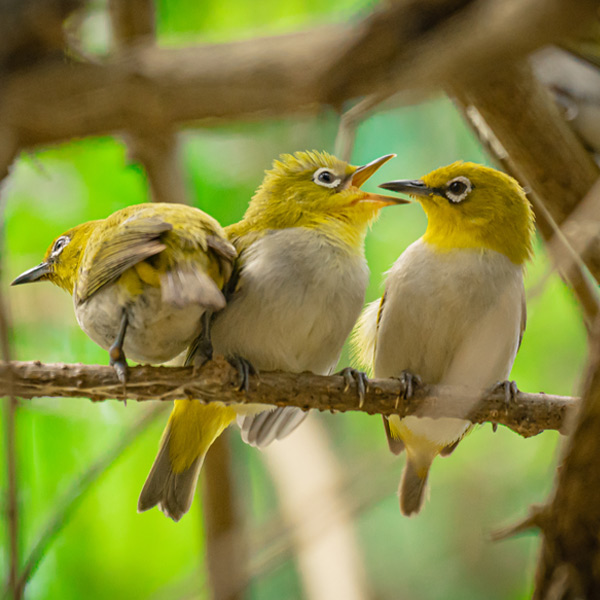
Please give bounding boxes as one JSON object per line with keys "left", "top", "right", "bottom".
{"left": 375, "top": 241, "right": 525, "bottom": 445}
{"left": 212, "top": 228, "right": 369, "bottom": 375}
{"left": 75, "top": 284, "right": 205, "bottom": 364}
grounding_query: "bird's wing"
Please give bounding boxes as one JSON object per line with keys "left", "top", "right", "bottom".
{"left": 351, "top": 293, "right": 385, "bottom": 374}
{"left": 76, "top": 216, "right": 172, "bottom": 303}
{"left": 518, "top": 285, "right": 527, "bottom": 352}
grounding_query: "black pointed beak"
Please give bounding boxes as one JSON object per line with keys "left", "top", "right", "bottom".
{"left": 378, "top": 179, "right": 434, "bottom": 199}
{"left": 11, "top": 263, "right": 51, "bottom": 285}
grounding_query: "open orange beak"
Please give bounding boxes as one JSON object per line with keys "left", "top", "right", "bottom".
{"left": 351, "top": 154, "right": 410, "bottom": 206}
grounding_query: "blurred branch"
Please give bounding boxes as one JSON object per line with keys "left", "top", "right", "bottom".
{"left": 3, "top": 0, "right": 597, "bottom": 149}
{"left": 200, "top": 430, "right": 246, "bottom": 600}
{"left": 107, "top": 0, "right": 189, "bottom": 205}
{"left": 322, "top": 0, "right": 597, "bottom": 104}
{"left": 12, "top": 405, "right": 167, "bottom": 593}
{"left": 533, "top": 324, "right": 600, "bottom": 599}
{"left": 0, "top": 0, "right": 83, "bottom": 71}
{"left": 0, "top": 123, "right": 22, "bottom": 599}
{"left": 451, "top": 62, "right": 600, "bottom": 336}
{"left": 0, "top": 289, "right": 21, "bottom": 600}
{"left": 450, "top": 62, "right": 600, "bottom": 284}
{"left": 262, "top": 419, "right": 370, "bottom": 600}
{"left": 0, "top": 357, "right": 577, "bottom": 438}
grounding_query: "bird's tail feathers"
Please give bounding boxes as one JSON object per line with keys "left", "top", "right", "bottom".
{"left": 138, "top": 401, "right": 235, "bottom": 521}
{"left": 161, "top": 264, "right": 225, "bottom": 310}
{"left": 238, "top": 406, "right": 308, "bottom": 447}
{"left": 399, "top": 455, "right": 432, "bottom": 516}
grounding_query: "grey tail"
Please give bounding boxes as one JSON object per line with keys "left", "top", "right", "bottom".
{"left": 399, "top": 457, "right": 430, "bottom": 516}
{"left": 138, "top": 425, "right": 204, "bottom": 522}
{"left": 239, "top": 406, "right": 308, "bottom": 448}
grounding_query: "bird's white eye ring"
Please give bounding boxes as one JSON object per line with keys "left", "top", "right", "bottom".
{"left": 445, "top": 176, "right": 472, "bottom": 203}
{"left": 51, "top": 236, "right": 70, "bottom": 257}
{"left": 313, "top": 168, "right": 341, "bottom": 189}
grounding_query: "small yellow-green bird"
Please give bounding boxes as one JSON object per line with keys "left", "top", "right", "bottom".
{"left": 138, "top": 150, "right": 407, "bottom": 520}
{"left": 354, "top": 162, "right": 534, "bottom": 516}
{"left": 12, "top": 203, "right": 236, "bottom": 379}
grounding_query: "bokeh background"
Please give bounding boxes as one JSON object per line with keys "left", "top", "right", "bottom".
{"left": 0, "top": 1, "right": 588, "bottom": 599}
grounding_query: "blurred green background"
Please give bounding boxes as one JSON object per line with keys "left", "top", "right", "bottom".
{"left": 0, "top": 1, "right": 588, "bottom": 599}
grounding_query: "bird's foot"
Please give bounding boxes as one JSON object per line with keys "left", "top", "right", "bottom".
{"left": 191, "top": 337, "right": 213, "bottom": 371}
{"left": 394, "top": 370, "right": 422, "bottom": 401}
{"left": 337, "top": 367, "right": 369, "bottom": 408}
{"left": 109, "top": 344, "right": 128, "bottom": 384}
{"left": 490, "top": 380, "right": 519, "bottom": 432}
{"left": 228, "top": 355, "right": 258, "bottom": 392}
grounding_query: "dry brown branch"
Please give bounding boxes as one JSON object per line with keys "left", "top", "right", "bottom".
{"left": 0, "top": 358, "right": 576, "bottom": 438}
{"left": 533, "top": 325, "right": 600, "bottom": 599}
{"left": 1, "top": 0, "right": 595, "bottom": 150}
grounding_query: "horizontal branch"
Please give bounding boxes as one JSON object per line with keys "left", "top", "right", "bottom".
{"left": 0, "top": 357, "right": 576, "bottom": 438}
{"left": 3, "top": 0, "right": 596, "bottom": 148}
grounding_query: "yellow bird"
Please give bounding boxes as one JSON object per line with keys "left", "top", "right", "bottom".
{"left": 12, "top": 203, "right": 236, "bottom": 380}
{"left": 138, "top": 150, "right": 407, "bottom": 520}
{"left": 354, "top": 162, "right": 534, "bottom": 516}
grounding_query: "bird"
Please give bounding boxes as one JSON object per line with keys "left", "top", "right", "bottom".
{"left": 12, "top": 203, "right": 236, "bottom": 380}
{"left": 354, "top": 161, "right": 535, "bottom": 516}
{"left": 138, "top": 149, "right": 408, "bottom": 521}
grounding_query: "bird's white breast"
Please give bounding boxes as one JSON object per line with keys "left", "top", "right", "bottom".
{"left": 75, "top": 285, "right": 205, "bottom": 364}
{"left": 374, "top": 239, "right": 525, "bottom": 445}
{"left": 211, "top": 228, "right": 369, "bottom": 374}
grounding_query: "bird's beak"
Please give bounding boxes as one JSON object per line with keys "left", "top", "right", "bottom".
{"left": 11, "top": 263, "right": 51, "bottom": 285}
{"left": 351, "top": 154, "right": 409, "bottom": 206}
{"left": 378, "top": 179, "right": 433, "bottom": 200}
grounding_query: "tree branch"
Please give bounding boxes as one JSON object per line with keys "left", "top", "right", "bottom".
{"left": 3, "top": 0, "right": 596, "bottom": 150}
{"left": 0, "top": 358, "right": 576, "bottom": 438}
{"left": 533, "top": 324, "right": 600, "bottom": 599}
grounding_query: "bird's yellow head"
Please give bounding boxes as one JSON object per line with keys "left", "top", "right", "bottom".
{"left": 12, "top": 221, "right": 100, "bottom": 294}
{"left": 230, "top": 150, "right": 407, "bottom": 249}
{"left": 380, "top": 162, "right": 535, "bottom": 265}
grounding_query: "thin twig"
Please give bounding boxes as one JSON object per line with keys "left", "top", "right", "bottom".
{"left": 0, "top": 358, "right": 577, "bottom": 438}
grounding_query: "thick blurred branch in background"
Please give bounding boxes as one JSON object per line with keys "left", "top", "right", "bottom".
{"left": 533, "top": 324, "right": 600, "bottom": 599}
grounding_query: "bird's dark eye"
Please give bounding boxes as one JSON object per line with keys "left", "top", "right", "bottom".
{"left": 313, "top": 167, "right": 341, "bottom": 188}
{"left": 445, "top": 176, "right": 472, "bottom": 203}
{"left": 448, "top": 181, "right": 467, "bottom": 195}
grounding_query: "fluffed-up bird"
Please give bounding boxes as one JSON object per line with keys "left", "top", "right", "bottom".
{"left": 12, "top": 203, "right": 236, "bottom": 380}
{"left": 354, "top": 162, "right": 534, "bottom": 516}
{"left": 138, "top": 150, "right": 408, "bottom": 520}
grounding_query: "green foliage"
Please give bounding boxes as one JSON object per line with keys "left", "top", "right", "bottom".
{"left": 0, "top": 3, "right": 586, "bottom": 599}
